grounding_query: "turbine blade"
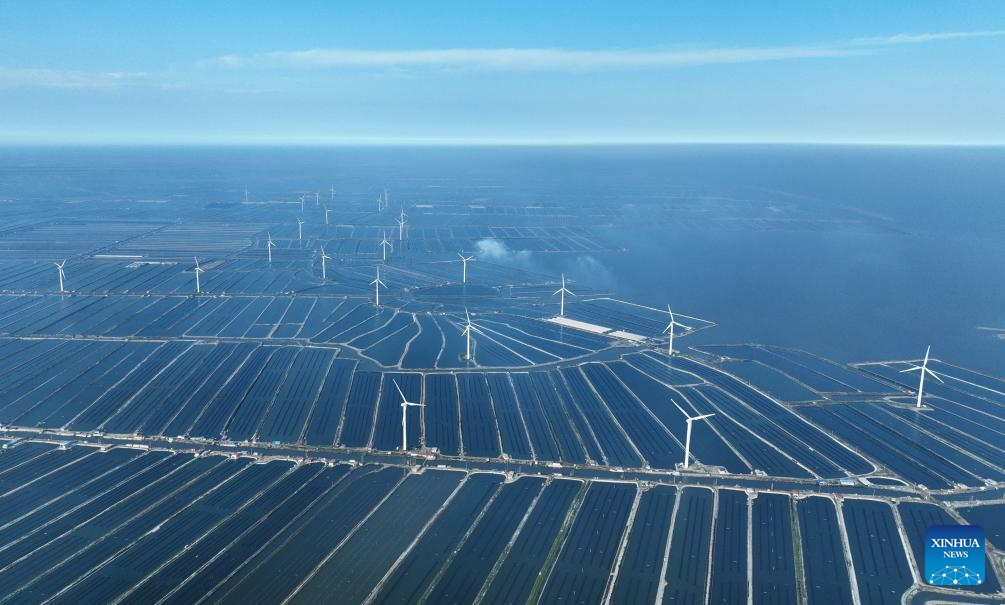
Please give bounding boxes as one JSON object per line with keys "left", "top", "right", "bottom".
{"left": 694, "top": 413, "right": 715, "bottom": 421}
{"left": 392, "top": 379, "right": 407, "bottom": 402}
{"left": 671, "top": 399, "right": 688, "bottom": 417}
{"left": 925, "top": 367, "right": 944, "bottom": 383}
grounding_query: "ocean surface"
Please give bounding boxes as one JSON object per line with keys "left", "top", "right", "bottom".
{"left": 1, "top": 144, "right": 1002, "bottom": 373}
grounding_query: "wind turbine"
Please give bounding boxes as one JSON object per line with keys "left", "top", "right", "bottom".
{"left": 672, "top": 400, "right": 714, "bottom": 470}
{"left": 320, "top": 246, "right": 331, "bottom": 280}
{"left": 330, "top": 184, "right": 335, "bottom": 202}
{"left": 297, "top": 218, "right": 304, "bottom": 241}
{"left": 193, "top": 256, "right": 204, "bottom": 294}
{"left": 266, "top": 232, "right": 275, "bottom": 263}
{"left": 553, "top": 274, "right": 575, "bottom": 317}
{"left": 663, "top": 305, "right": 684, "bottom": 357}
{"left": 396, "top": 208, "right": 407, "bottom": 241}
{"left": 901, "top": 345, "right": 944, "bottom": 408}
{"left": 379, "top": 230, "right": 393, "bottom": 262}
{"left": 315, "top": 191, "right": 320, "bottom": 206}
{"left": 371, "top": 265, "right": 386, "bottom": 307}
{"left": 393, "top": 379, "right": 424, "bottom": 452}
{"left": 324, "top": 205, "right": 331, "bottom": 226}
{"left": 244, "top": 185, "right": 249, "bottom": 204}
{"left": 54, "top": 259, "right": 66, "bottom": 293}
{"left": 299, "top": 195, "right": 306, "bottom": 212}
{"left": 458, "top": 252, "right": 475, "bottom": 284}
{"left": 461, "top": 308, "right": 481, "bottom": 362}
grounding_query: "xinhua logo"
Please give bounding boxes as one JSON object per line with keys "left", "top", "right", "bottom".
{"left": 925, "top": 525, "right": 985, "bottom": 586}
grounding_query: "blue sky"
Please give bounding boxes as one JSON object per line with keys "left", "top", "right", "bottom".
{"left": 1, "top": 1, "right": 1003, "bottom": 144}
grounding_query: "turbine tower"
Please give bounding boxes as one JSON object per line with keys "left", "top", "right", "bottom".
{"left": 330, "top": 184, "right": 335, "bottom": 202}
{"left": 193, "top": 256, "right": 204, "bottom": 294}
{"left": 371, "top": 265, "right": 386, "bottom": 307}
{"left": 244, "top": 185, "right": 249, "bottom": 204}
{"left": 553, "top": 274, "right": 575, "bottom": 317}
{"left": 266, "top": 232, "right": 275, "bottom": 264}
{"left": 673, "top": 400, "right": 714, "bottom": 470}
{"left": 394, "top": 379, "right": 424, "bottom": 452}
{"left": 299, "top": 195, "right": 306, "bottom": 212}
{"left": 297, "top": 218, "right": 304, "bottom": 241}
{"left": 320, "top": 246, "right": 331, "bottom": 280}
{"left": 663, "top": 305, "right": 683, "bottom": 357}
{"left": 315, "top": 191, "right": 320, "bottom": 206}
{"left": 379, "top": 231, "right": 393, "bottom": 262}
{"left": 54, "top": 259, "right": 66, "bottom": 293}
{"left": 458, "top": 252, "right": 475, "bottom": 284}
{"left": 901, "top": 345, "right": 944, "bottom": 408}
{"left": 324, "top": 206, "right": 331, "bottom": 226}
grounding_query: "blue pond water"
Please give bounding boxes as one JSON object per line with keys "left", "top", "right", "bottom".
{"left": 0, "top": 144, "right": 1001, "bottom": 373}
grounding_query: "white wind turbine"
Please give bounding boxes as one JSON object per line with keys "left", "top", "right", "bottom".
{"left": 315, "top": 191, "right": 320, "bottom": 206}
{"left": 394, "top": 379, "right": 424, "bottom": 452}
{"left": 553, "top": 274, "right": 575, "bottom": 317}
{"left": 244, "top": 185, "right": 249, "bottom": 204}
{"left": 461, "top": 308, "right": 482, "bottom": 362}
{"left": 54, "top": 259, "right": 66, "bottom": 293}
{"left": 663, "top": 305, "right": 686, "bottom": 357}
{"left": 396, "top": 208, "right": 407, "bottom": 241}
{"left": 297, "top": 218, "right": 304, "bottom": 241}
{"left": 266, "top": 232, "right": 275, "bottom": 263}
{"left": 672, "top": 400, "right": 714, "bottom": 470}
{"left": 901, "top": 345, "right": 943, "bottom": 408}
{"left": 320, "top": 246, "right": 331, "bottom": 280}
{"left": 193, "top": 256, "right": 204, "bottom": 294}
{"left": 324, "top": 206, "right": 331, "bottom": 226}
{"left": 299, "top": 195, "right": 306, "bottom": 212}
{"left": 330, "top": 184, "right": 335, "bottom": 202}
{"left": 379, "top": 230, "right": 393, "bottom": 262}
{"left": 458, "top": 252, "right": 475, "bottom": 284}
{"left": 371, "top": 265, "right": 386, "bottom": 307}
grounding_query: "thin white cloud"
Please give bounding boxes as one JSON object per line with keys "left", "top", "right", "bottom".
{"left": 852, "top": 29, "right": 1005, "bottom": 46}
{"left": 206, "top": 29, "right": 1005, "bottom": 72}
{"left": 210, "top": 45, "right": 864, "bottom": 71}
{"left": 0, "top": 68, "right": 147, "bottom": 89}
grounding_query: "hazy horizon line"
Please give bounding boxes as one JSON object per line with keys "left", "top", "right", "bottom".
{"left": 1, "top": 137, "right": 1003, "bottom": 148}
